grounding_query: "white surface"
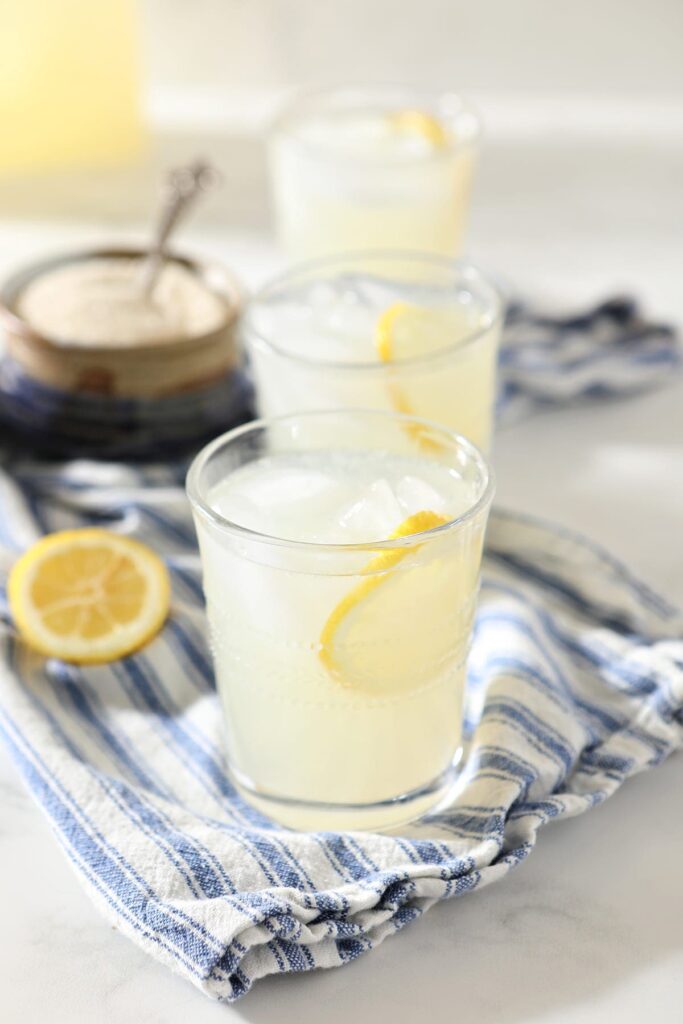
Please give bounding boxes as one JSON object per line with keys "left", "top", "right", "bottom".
{"left": 140, "top": 0, "right": 683, "bottom": 100}
{"left": 1, "top": 127, "right": 682, "bottom": 1021}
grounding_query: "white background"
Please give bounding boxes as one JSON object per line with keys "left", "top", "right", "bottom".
{"left": 142, "top": 0, "right": 683, "bottom": 99}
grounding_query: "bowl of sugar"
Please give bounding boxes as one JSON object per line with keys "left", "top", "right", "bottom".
{"left": 0, "top": 248, "right": 251, "bottom": 458}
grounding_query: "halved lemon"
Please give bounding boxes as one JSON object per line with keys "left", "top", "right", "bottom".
{"left": 389, "top": 109, "right": 448, "bottom": 148}
{"left": 8, "top": 529, "right": 171, "bottom": 664}
{"left": 319, "top": 510, "right": 472, "bottom": 692}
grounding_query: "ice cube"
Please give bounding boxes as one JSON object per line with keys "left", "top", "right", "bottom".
{"left": 258, "top": 276, "right": 374, "bottom": 365}
{"left": 244, "top": 464, "right": 335, "bottom": 507}
{"left": 396, "top": 475, "right": 449, "bottom": 517}
{"left": 210, "top": 462, "right": 341, "bottom": 540}
{"left": 337, "top": 478, "right": 404, "bottom": 541}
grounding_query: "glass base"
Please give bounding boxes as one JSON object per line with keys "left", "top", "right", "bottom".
{"left": 229, "top": 749, "right": 463, "bottom": 833}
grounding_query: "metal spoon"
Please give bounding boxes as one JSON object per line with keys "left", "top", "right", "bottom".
{"left": 138, "top": 159, "right": 221, "bottom": 297}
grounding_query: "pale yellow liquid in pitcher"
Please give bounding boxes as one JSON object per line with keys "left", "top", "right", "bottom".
{"left": 0, "top": 0, "right": 142, "bottom": 175}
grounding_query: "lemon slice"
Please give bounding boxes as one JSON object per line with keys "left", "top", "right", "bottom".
{"left": 375, "top": 302, "right": 466, "bottom": 451}
{"left": 390, "top": 109, "right": 448, "bottom": 148}
{"left": 320, "top": 510, "right": 468, "bottom": 691}
{"left": 375, "top": 301, "right": 473, "bottom": 364}
{"left": 375, "top": 301, "right": 414, "bottom": 362}
{"left": 9, "top": 529, "right": 170, "bottom": 664}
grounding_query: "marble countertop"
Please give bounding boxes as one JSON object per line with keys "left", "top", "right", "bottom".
{"left": 1, "top": 130, "right": 682, "bottom": 1022}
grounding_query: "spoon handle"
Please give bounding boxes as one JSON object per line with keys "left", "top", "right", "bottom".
{"left": 139, "top": 160, "right": 220, "bottom": 296}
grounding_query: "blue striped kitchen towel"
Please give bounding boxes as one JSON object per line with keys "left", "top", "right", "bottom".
{"left": 0, "top": 457, "right": 681, "bottom": 1001}
{"left": 498, "top": 295, "right": 680, "bottom": 419}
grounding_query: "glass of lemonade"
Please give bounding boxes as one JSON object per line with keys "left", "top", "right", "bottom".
{"left": 187, "top": 410, "right": 493, "bottom": 831}
{"left": 244, "top": 252, "right": 502, "bottom": 454}
{"left": 269, "top": 87, "right": 480, "bottom": 261}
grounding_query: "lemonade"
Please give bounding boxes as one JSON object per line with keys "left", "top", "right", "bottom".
{"left": 269, "top": 88, "right": 480, "bottom": 260}
{"left": 187, "top": 411, "right": 493, "bottom": 831}
{"left": 245, "top": 254, "right": 502, "bottom": 454}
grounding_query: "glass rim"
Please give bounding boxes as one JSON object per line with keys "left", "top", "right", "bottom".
{"left": 186, "top": 409, "right": 494, "bottom": 555}
{"left": 270, "top": 84, "right": 482, "bottom": 165}
{"left": 243, "top": 251, "right": 504, "bottom": 372}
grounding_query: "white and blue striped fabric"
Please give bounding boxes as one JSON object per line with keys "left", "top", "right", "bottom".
{"left": 498, "top": 295, "right": 680, "bottom": 420}
{"left": 0, "top": 452, "right": 681, "bottom": 1001}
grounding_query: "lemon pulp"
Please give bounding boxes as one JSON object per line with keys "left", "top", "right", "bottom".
{"left": 9, "top": 529, "right": 170, "bottom": 663}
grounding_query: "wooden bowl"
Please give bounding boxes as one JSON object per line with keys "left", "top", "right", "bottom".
{"left": 0, "top": 247, "right": 242, "bottom": 398}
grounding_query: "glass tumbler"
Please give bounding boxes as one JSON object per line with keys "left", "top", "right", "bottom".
{"left": 187, "top": 410, "right": 494, "bottom": 831}
{"left": 244, "top": 252, "right": 503, "bottom": 454}
{"left": 269, "top": 86, "right": 481, "bottom": 261}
